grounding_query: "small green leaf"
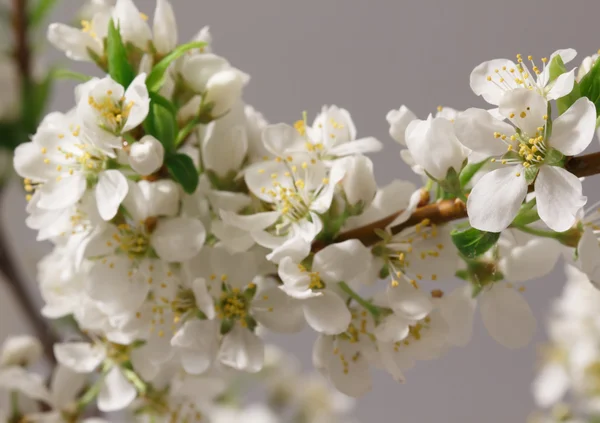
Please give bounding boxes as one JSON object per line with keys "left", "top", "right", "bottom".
{"left": 51, "top": 68, "right": 92, "bottom": 83}
{"left": 30, "top": 0, "right": 60, "bottom": 27}
{"left": 146, "top": 41, "right": 207, "bottom": 92}
{"left": 165, "top": 153, "right": 198, "bottom": 194}
{"left": 451, "top": 227, "right": 500, "bottom": 259}
{"left": 106, "top": 20, "right": 135, "bottom": 87}
{"left": 220, "top": 319, "right": 234, "bottom": 335}
{"left": 579, "top": 57, "right": 600, "bottom": 116}
{"left": 143, "top": 94, "right": 178, "bottom": 153}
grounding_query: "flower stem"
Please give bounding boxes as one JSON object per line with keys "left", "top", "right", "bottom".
{"left": 338, "top": 281, "right": 381, "bottom": 319}
{"left": 512, "top": 225, "right": 558, "bottom": 239}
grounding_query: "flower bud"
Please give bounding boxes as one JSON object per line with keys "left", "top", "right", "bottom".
{"left": 1, "top": 335, "right": 43, "bottom": 367}
{"left": 128, "top": 135, "right": 165, "bottom": 176}
{"left": 405, "top": 116, "right": 467, "bottom": 180}
{"left": 386, "top": 105, "right": 416, "bottom": 146}
{"left": 341, "top": 155, "right": 377, "bottom": 208}
{"left": 153, "top": 0, "right": 177, "bottom": 55}
{"left": 205, "top": 69, "right": 249, "bottom": 117}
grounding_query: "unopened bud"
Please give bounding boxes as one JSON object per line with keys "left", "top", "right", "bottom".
{"left": 342, "top": 155, "right": 377, "bottom": 209}
{"left": 128, "top": 135, "right": 165, "bottom": 176}
{"left": 1, "top": 335, "right": 43, "bottom": 367}
{"left": 204, "top": 69, "right": 249, "bottom": 117}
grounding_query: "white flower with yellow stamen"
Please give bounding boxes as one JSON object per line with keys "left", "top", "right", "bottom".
{"left": 77, "top": 74, "right": 150, "bottom": 150}
{"left": 13, "top": 109, "right": 129, "bottom": 221}
{"left": 263, "top": 106, "right": 382, "bottom": 161}
{"left": 83, "top": 180, "right": 204, "bottom": 319}
{"left": 278, "top": 239, "right": 373, "bottom": 335}
{"left": 48, "top": 6, "right": 111, "bottom": 62}
{"left": 313, "top": 307, "right": 378, "bottom": 397}
{"left": 470, "top": 49, "right": 577, "bottom": 106}
{"left": 455, "top": 95, "right": 596, "bottom": 232}
{"left": 222, "top": 154, "right": 346, "bottom": 262}
{"left": 174, "top": 247, "right": 304, "bottom": 374}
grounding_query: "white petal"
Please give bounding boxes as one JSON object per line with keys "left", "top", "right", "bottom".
{"left": 535, "top": 165, "right": 586, "bottom": 232}
{"left": 122, "top": 74, "right": 150, "bottom": 131}
{"left": 112, "top": 0, "right": 152, "bottom": 50}
{"left": 480, "top": 284, "right": 536, "bottom": 349}
{"left": 151, "top": 217, "right": 206, "bottom": 262}
{"left": 97, "top": 367, "right": 137, "bottom": 412}
{"left": 262, "top": 123, "right": 303, "bottom": 156}
{"left": 386, "top": 105, "right": 417, "bottom": 145}
{"left": 328, "top": 137, "right": 383, "bottom": 156}
{"left": 546, "top": 70, "right": 576, "bottom": 100}
{"left": 454, "top": 108, "right": 515, "bottom": 156}
{"left": 191, "top": 278, "right": 216, "bottom": 320}
{"left": 277, "top": 256, "right": 313, "bottom": 299}
{"left": 437, "top": 284, "right": 476, "bottom": 347}
{"left": 374, "top": 314, "right": 410, "bottom": 343}
{"left": 499, "top": 232, "right": 562, "bottom": 282}
{"left": 265, "top": 234, "right": 311, "bottom": 265}
{"left": 252, "top": 286, "right": 305, "bottom": 333}
{"left": 533, "top": 363, "right": 569, "bottom": 407}
{"left": 328, "top": 343, "right": 372, "bottom": 397}
{"left": 0, "top": 367, "right": 52, "bottom": 404}
{"left": 549, "top": 97, "right": 596, "bottom": 156}
{"left": 38, "top": 174, "right": 86, "bottom": 210}
{"left": 313, "top": 239, "right": 372, "bottom": 285}
{"left": 470, "top": 59, "right": 519, "bottom": 105}
{"left": 171, "top": 320, "right": 218, "bottom": 374}
{"left": 498, "top": 89, "right": 547, "bottom": 135}
{"left": 47, "top": 23, "right": 98, "bottom": 61}
{"left": 96, "top": 170, "right": 128, "bottom": 220}
{"left": 303, "top": 291, "right": 351, "bottom": 335}
{"left": 386, "top": 281, "right": 432, "bottom": 321}
{"left": 50, "top": 365, "right": 87, "bottom": 408}
{"left": 152, "top": 0, "right": 177, "bottom": 54}
{"left": 219, "top": 326, "right": 264, "bottom": 373}
{"left": 53, "top": 343, "right": 105, "bottom": 373}
{"left": 220, "top": 210, "right": 280, "bottom": 231}
{"left": 467, "top": 166, "right": 527, "bottom": 232}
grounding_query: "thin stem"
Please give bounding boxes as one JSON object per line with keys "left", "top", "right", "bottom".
{"left": 314, "top": 151, "right": 600, "bottom": 251}
{"left": 512, "top": 225, "right": 557, "bottom": 239}
{"left": 338, "top": 281, "right": 381, "bottom": 319}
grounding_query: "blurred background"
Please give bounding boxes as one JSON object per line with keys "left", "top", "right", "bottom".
{"left": 2, "top": 0, "right": 600, "bottom": 421}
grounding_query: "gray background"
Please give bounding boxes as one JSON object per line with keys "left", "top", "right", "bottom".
{"left": 2, "top": 0, "right": 600, "bottom": 421}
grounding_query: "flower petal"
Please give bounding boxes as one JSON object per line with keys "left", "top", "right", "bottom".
{"left": 219, "top": 325, "right": 264, "bottom": 373}
{"left": 261, "top": 123, "right": 303, "bottom": 156}
{"left": 498, "top": 88, "right": 547, "bottom": 135}
{"left": 96, "top": 170, "right": 128, "bottom": 221}
{"left": 470, "top": 59, "right": 519, "bottom": 105}
{"left": 386, "top": 105, "right": 417, "bottom": 146}
{"left": 252, "top": 286, "right": 305, "bottom": 333}
{"left": 467, "top": 166, "right": 527, "bottom": 232}
{"left": 313, "top": 239, "right": 372, "bottom": 285}
{"left": 151, "top": 217, "right": 206, "bottom": 262}
{"left": 549, "top": 97, "right": 596, "bottom": 156}
{"left": 535, "top": 165, "right": 586, "bottom": 232}
{"left": 387, "top": 280, "right": 432, "bottom": 321}
{"left": 97, "top": 367, "right": 137, "bottom": 412}
{"left": 53, "top": 342, "right": 105, "bottom": 373}
{"left": 38, "top": 174, "right": 86, "bottom": 210}
{"left": 533, "top": 363, "right": 569, "bottom": 407}
{"left": 454, "top": 108, "right": 515, "bottom": 156}
{"left": 546, "top": 70, "right": 576, "bottom": 101}
{"left": 437, "top": 284, "right": 476, "bottom": 347}
{"left": 480, "top": 284, "right": 536, "bottom": 349}
{"left": 302, "top": 290, "right": 351, "bottom": 335}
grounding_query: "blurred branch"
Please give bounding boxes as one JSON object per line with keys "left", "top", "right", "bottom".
{"left": 313, "top": 151, "right": 600, "bottom": 252}
{"left": 12, "top": 0, "right": 31, "bottom": 82}
{"left": 0, "top": 190, "right": 58, "bottom": 364}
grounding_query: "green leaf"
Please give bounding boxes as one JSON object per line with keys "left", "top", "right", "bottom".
{"left": 146, "top": 41, "right": 207, "bottom": 92}
{"left": 579, "top": 56, "right": 600, "bottom": 116}
{"left": 51, "top": 68, "right": 92, "bottom": 83}
{"left": 30, "top": 0, "right": 60, "bottom": 27}
{"left": 165, "top": 153, "right": 198, "bottom": 194}
{"left": 106, "top": 20, "right": 135, "bottom": 87}
{"left": 143, "top": 94, "right": 178, "bottom": 153}
{"left": 451, "top": 227, "right": 500, "bottom": 259}
{"left": 524, "top": 165, "right": 539, "bottom": 185}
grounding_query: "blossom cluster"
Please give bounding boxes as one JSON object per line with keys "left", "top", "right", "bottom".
{"left": 2, "top": 0, "right": 600, "bottom": 421}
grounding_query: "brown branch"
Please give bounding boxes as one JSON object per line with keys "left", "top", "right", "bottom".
{"left": 12, "top": 0, "right": 31, "bottom": 83}
{"left": 313, "top": 151, "right": 600, "bottom": 252}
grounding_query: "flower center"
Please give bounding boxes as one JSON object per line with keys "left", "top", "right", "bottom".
{"left": 88, "top": 90, "right": 135, "bottom": 134}
{"left": 217, "top": 289, "right": 249, "bottom": 321}
{"left": 113, "top": 223, "right": 150, "bottom": 258}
